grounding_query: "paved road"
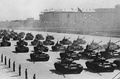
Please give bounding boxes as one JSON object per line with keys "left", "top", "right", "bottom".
{"left": 0, "top": 63, "right": 20, "bottom": 79}
{"left": 0, "top": 30, "right": 120, "bottom": 79}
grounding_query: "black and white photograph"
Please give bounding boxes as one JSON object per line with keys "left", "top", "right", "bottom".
{"left": 0, "top": 0, "right": 120, "bottom": 79}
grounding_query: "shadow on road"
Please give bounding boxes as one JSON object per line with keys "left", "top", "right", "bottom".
{"left": 12, "top": 51, "right": 18, "bottom": 54}
{"left": 83, "top": 68, "right": 98, "bottom": 73}
{"left": 11, "top": 75, "right": 19, "bottom": 77}
{"left": 26, "top": 59, "right": 48, "bottom": 63}
{"left": 56, "top": 58, "right": 61, "bottom": 60}
{"left": 2, "top": 66, "right": 9, "bottom": 69}
{"left": 12, "top": 51, "right": 28, "bottom": 54}
{"left": 26, "top": 59, "right": 35, "bottom": 62}
{"left": 50, "top": 69, "right": 81, "bottom": 75}
{"left": 50, "top": 69, "right": 65, "bottom": 75}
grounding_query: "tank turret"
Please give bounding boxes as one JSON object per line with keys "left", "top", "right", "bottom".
{"left": 43, "top": 38, "right": 54, "bottom": 45}
{"left": 60, "top": 37, "right": 72, "bottom": 45}
{"left": 73, "top": 37, "right": 86, "bottom": 45}
{"left": 34, "top": 41, "right": 48, "bottom": 52}
{"left": 35, "top": 34, "right": 44, "bottom": 40}
{"left": 51, "top": 41, "right": 66, "bottom": 51}
{"left": 25, "top": 33, "right": 34, "bottom": 40}
{"left": 60, "top": 46, "right": 81, "bottom": 60}
{"left": 46, "top": 34, "right": 54, "bottom": 40}
{"left": 79, "top": 40, "right": 102, "bottom": 59}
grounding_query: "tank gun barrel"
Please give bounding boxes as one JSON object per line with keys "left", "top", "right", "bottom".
{"left": 67, "top": 37, "right": 71, "bottom": 39}
{"left": 91, "top": 40, "right": 94, "bottom": 44}
{"left": 97, "top": 41, "right": 102, "bottom": 44}
{"left": 63, "top": 36, "right": 66, "bottom": 39}
{"left": 77, "top": 36, "right": 80, "bottom": 39}
{"left": 114, "top": 40, "right": 120, "bottom": 44}
{"left": 81, "top": 37, "right": 85, "bottom": 40}
{"left": 92, "top": 46, "right": 99, "bottom": 50}
{"left": 47, "top": 34, "right": 54, "bottom": 36}
{"left": 106, "top": 39, "right": 111, "bottom": 50}
{"left": 108, "top": 39, "right": 111, "bottom": 43}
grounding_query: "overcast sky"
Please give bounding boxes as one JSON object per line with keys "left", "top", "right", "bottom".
{"left": 0, "top": 0, "right": 120, "bottom": 21}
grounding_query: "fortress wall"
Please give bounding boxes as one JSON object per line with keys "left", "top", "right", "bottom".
{"left": 40, "top": 5, "right": 120, "bottom": 35}
{"left": 40, "top": 12, "right": 116, "bottom": 33}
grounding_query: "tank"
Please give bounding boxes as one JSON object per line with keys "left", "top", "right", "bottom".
{"left": 30, "top": 51, "right": 49, "bottom": 61}
{"left": 18, "top": 32, "right": 25, "bottom": 38}
{"left": 0, "top": 40, "right": 11, "bottom": 46}
{"left": 60, "top": 37, "right": 72, "bottom": 45}
{"left": 73, "top": 37, "right": 86, "bottom": 45}
{"left": 51, "top": 41, "right": 66, "bottom": 51}
{"left": 86, "top": 40, "right": 103, "bottom": 50}
{"left": 54, "top": 58, "right": 83, "bottom": 74}
{"left": 113, "top": 59, "right": 120, "bottom": 69}
{"left": 46, "top": 34, "right": 54, "bottom": 40}
{"left": 86, "top": 54, "right": 116, "bottom": 72}
{"left": 15, "top": 46, "right": 29, "bottom": 52}
{"left": 103, "top": 40, "right": 120, "bottom": 50}
{"left": 79, "top": 44, "right": 100, "bottom": 59}
{"left": 67, "top": 43, "right": 84, "bottom": 51}
{"left": 43, "top": 39, "right": 54, "bottom": 45}
{"left": 25, "top": 33, "right": 34, "bottom": 40}
{"left": 35, "top": 34, "right": 44, "bottom": 40}
{"left": 100, "top": 40, "right": 120, "bottom": 59}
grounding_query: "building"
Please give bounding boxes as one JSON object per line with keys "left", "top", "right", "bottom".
{"left": 39, "top": 4, "right": 120, "bottom": 36}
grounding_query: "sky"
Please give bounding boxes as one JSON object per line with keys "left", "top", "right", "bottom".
{"left": 0, "top": 0, "right": 120, "bottom": 21}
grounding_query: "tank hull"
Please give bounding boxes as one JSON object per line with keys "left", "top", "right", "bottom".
{"left": 100, "top": 51, "right": 120, "bottom": 59}
{"left": 34, "top": 46, "right": 49, "bottom": 52}
{"left": 68, "top": 45, "right": 84, "bottom": 51}
{"left": 13, "top": 36, "right": 21, "bottom": 40}
{"left": 17, "top": 41, "right": 28, "bottom": 46}
{"left": 86, "top": 61, "right": 116, "bottom": 72}
{"left": 54, "top": 62, "right": 83, "bottom": 74}
{"left": 79, "top": 51, "right": 96, "bottom": 59}
{"left": 0, "top": 42, "right": 11, "bottom": 46}
{"left": 46, "top": 36, "right": 54, "bottom": 40}
{"left": 15, "top": 46, "right": 29, "bottom": 52}
{"left": 60, "top": 52, "right": 81, "bottom": 60}
{"left": 30, "top": 53, "right": 49, "bottom": 61}
{"left": 43, "top": 41, "right": 54, "bottom": 45}
{"left": 52, "top": 46, "right": 66, "bottom": 51}
{"left": 60, "top": 41, "right": 72, "bottom": 45}
{"left": 25, "top": 37, "right": 34, "bottom": 40}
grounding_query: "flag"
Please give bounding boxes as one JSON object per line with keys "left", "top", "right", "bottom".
{"left": 71, "top": 8, "right": 74, "bottom": 10}
{"left": 44, "top": 9, "right": 48, "bottom": 11}
{"left": 77, "top": 7, "right": 82, "bottom": 12}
